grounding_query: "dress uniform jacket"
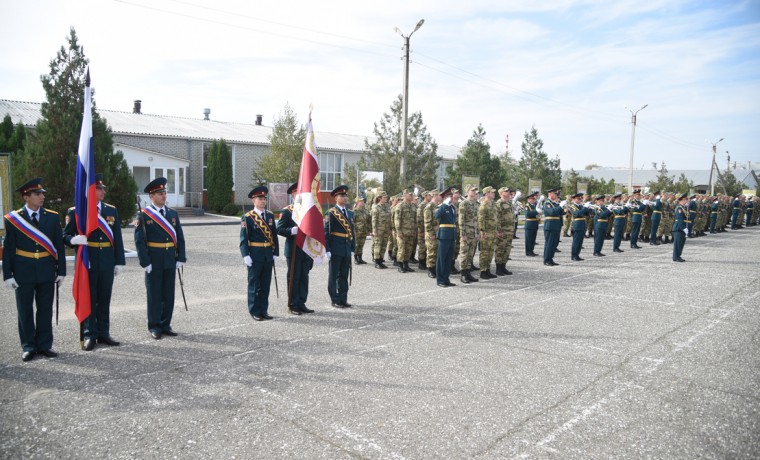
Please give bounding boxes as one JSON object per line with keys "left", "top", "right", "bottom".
{"left": 435, "top": 201, "right": 457, "bottom": 284}
{"left": 672, "top": 203, "right": 688, "bottom": 261}
{"left": 524, "top": 203, "right": 539, "bottom": 255}
{"left": 3, "top": 207, "right": 66, "bottom": 353}
{"left": 276, "top": 205, "right": 312, "bottom": 311}
{"left": 542, "top": 200, "right": 563, "bottom": 263}
{"left": 241, "top": 209, "right": 279, "bottom": 316}
{"left": 325, "top": 206, "right": 355, "bottom": 305}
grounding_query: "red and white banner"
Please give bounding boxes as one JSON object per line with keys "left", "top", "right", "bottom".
{"left": 292, "top": 113, "right": 327, "bottom": 263}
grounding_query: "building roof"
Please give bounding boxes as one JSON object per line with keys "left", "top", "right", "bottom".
{"left": 1, "top": 99, "right": 460, "bottom": 159}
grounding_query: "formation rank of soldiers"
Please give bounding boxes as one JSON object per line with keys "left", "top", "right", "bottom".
{"left": 4, "top": 176, "right": 759, "bottom": 362}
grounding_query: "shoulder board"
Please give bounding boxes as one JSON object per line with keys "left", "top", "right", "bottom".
{"left": 104, "top": 203, "right": 116, "bottom": 208}
{"left": 68, "top": 206, "right": 76, "bottom": 211}
{"left": 45, "top": 208, "right": 59, "bottom": 215}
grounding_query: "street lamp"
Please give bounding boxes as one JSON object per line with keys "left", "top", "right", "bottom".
{"left": 394, "top": 19, "right": 424, "bottom": 186}
{"left": 707, "top": 138, "right": 724, "bottom": 195}
{"left": 626, "top": 104, "right": 647, "bottom": 193}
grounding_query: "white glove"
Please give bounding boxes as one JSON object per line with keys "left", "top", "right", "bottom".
{"left": 55, "top": 276, "right": 65, "bottom": 287}
{"left": 536, "top": 207, "right": 544, "bottom": 214}
{"left": 273, "top": 255, "right": 278, "bottom": 263}
{"left": 443, "top": 197, "right": 452, "bottom": 205}
{"left": 70, "top": 235, "right": 88, "bottom": 245}
{"left": 145, "top": 264, "right": 152, "bottom": 274}
{"left": 5, "top": 278, "right": 18, "bottom": 289}
{"left": 326, "top": 251, "right": 331, "bottom": 260}
{"left": 243, "top": 255, "right": 252, "bottom": 267}
{"left": 176, "top": 261, "right": 184, "bottom": 269}
{"left": 560, "top": 200, "right": 567, "bottom": 207}
{"left": 683, "top": 228, "right": 688, "bottom": 234}
{"left": 114, "top": 265, "right": 125, "bottom": 276}
{"left": 290, "top": 227, "right": 298, "bottom": 235}
{"left": 583, "top": 202, "right": 592, "bottom": 208}
{"left": 539, "top": 194, "right": 545, "bottom": 202}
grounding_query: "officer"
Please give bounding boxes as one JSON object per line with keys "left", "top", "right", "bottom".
{"left": 628, "top": 189, "right": 644, "bottom": 249}
{"left": 730, "top": 194, "right": 741, "bottom": 229}
{"left": 276, "top": 183, "right": 313, "bottom": 316}
{"left": 3, "top": 178, "right": 65, "bottom": 362}
{"left": 394, "top": 188, "right": 417, "bottom": 273}
{"left": 240, "top": 186, "right": 279, "bottom": 320}
{"left": 523, "top": 192, "right": 540, "bottom": 257}
{"left": 648, "top": 191, "right": 663, "bottom": 245}
{"left": 592, "top": 195, "right": 611, "bottom": 256}
{"left": 568, "top": 193, "right": 589, "bottom": 261}
{"left": 134, "top": 177, "right": 187, "bottom": 338}
{"left": 435, "top": 187, "right": 457, "bottom": 287}
{"left": 424, "top": 190, "right": 441, "bottom": 278}
{"left": 672, "top": 193, "right": 689, "bottom": 262}
{"left": 709, "top": 196, "right": 720, "bottom": 234}
{"left": 352, "top": 195, "right": 370, "bottom": 265}
{"left": 458, "top": 185, "right": 480, "bottom": 282}
{"left": 325, "top": 185, "right": 355, "bottom": 308}
{"left": 63, "top": 174, "right": 126, "bottom": 350}
{"left": 370, "top": 191, "right": 391, "bottom": 269}
{"left": 745, "top": 195, "right": 754, "bottom": 227}
{"left": 450, "top": 188, "right": 462, "bottom": 275}
{"left": 494, "top": 187, "right": 515, "bottom": 275}
{"left": 542, "top": 188, "right": 563, "bottom": 266}
{"left": 611, "top": 193, "right": 627, "bottom": 252}
{"left": 687, "top": 194, "right": 698, "bottom": 236}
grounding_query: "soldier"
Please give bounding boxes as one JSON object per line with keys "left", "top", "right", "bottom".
{"left": 458, "top": 185, "right": 480, "bottom": 282}
{"left": 745, "top": 196, "right": 754, "bottom": 227}
{"left": 584, "top": 194, "right": 594, "bottom": 238}
{"left": 672, "top": 193, "right": 689, "bottom": 262}
{"left": 628, "top": 189, "right": 645, "bottom": 249}
{"left": 3, "top": 178, "right": 65, "bottom": 362}
{"left": 450, "top": 188, "right": 462, "bottom": 275}
{"left": 709, "top": 196, "right": 720, "bottom": 234}
{"left": 424, "top": 190, "right": 441, "bottom": 278}
{"left": 134, "top": 177, "right": 187, "bottom": 339}
{"left": 435, "top": 187, "right": 457, "bottom": 287}
{"left": 325, "top": 185, "right": 355, "bottom": 308}
{"left": 276, "top": 183, "right": 314, "bottom": 316}
{"left": 561, "top": 194, "right": 572, "bottom": 238}
{"left": 388, "top": 194, "right": 400, "bottom": 266}
{"left": 494, "top": 187, "right": 515, "bottom": 275}
{"left": 240, "top": 186, "right": 279, "bottom": 321}
{"left": 592, "top": 195, "right": 611, "bottom": 256}
{"left": 63, "top": 174, "right": 125, "bottom": 350}
{"left": 352, "top": 196, "right": 370, "bottom": 265}
{"left": 611, "top": 193, "right": 627, "bottom": 253}
{"left": 394, "top": 188, "right": 417, "bottom": 273}
{"left": 477, "top": 186, "right": 497, "bottom": 280}
{"left": 524, "top": 192, "right": 540, "bottom": 257}
{"left": 568, "top": 193, "right": 589, "bottom": 261}
{"left": 542, "top": 188, "right": 563, "bottom": 266}
{"left": 641, "top": 192, "right": 652, "bottom": 244}
{"left": 416, "top": 191, "right": 432, "bottom": 270}
{"left": 371, "top": 191, "right": 391, "bottom": 269}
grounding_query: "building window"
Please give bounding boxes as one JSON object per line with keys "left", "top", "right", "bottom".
{"left": 319, "top": 152, "right": 343, "bottom": 191}
{"left": 202, "top": 143, "right": 210, "bottom": 190}
{"left": 179, "top": 168, "right": 185, "bottom": 195}
{"left": 133, "top": 166, "right": 150, "bottom": 192}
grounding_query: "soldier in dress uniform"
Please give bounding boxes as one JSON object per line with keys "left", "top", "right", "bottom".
{"left": 325, "top": 185, "right": 355, "bottom": 308}
{"left": 628, "top": 190, "right": 645, "bottom": 249}
{"left": 450, "top": 188, "right": 462, "bottom": 275}
{"left": 687, "top": 194, "right": 698, "bottom": 236}
{"left": 648, "top": 191, "right": 663, "bottom": 245}
{"left": 458, "top": 185, "right": 480, "bottom": 283}
{"left": 394, "top": 188, "right": 417, "bottom": 273}
{"left": 424, "top": 190, "right": 441, "bottom": 278}
{"left": 135, "top": 177, "right": 187, "bottom": 338}
{"left": 592, "top": 195, "right": 611, "bottom": 256}
{"left": 240, "top": 185, "right": 279, "bottom": 321}
{"left": 611, "top": 193, "right": 627, "bottom": 253}
{"left": 523, "top": 192, "right": 540, "bottom": 257}
{"left": 276, "top": 183, "right": 314, "bottom": 316}
{"left": 3, "top": 178, "right": 65, "bottom": 362}
{"left": 63, "top": 174, "right": 126, "bottom": 350}
{"left": 568, "top": 193, "right": 589, "bottom": 261}
{"left": 494, "top": 187, "right": 515, "bottom": 275}
{"left": 672, "top": 193, "right": 689, "bottom": 262}
{"left": 435, "top": 187, "right": 457, "bottom": 287}
{"left": 542, "top": 188, "right": 563, "bottom": 266}
{"left": 416, "top": 191, "right": 432, "bottom": 270}
{"left": 371, "top": 191, "right": 391, "bottom": 269}
{"left": 352, "top": 196, "right": 370, "bottom": 265}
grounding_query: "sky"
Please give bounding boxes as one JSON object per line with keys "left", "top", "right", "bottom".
{"left": 1, "top": 0, "right": 759, "bottom": 172}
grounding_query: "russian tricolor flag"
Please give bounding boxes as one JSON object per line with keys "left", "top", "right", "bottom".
{"left": 72, "top": 68, "right": 97, "bottom": 323}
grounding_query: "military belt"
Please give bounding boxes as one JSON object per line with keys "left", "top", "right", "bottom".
{"left": 614, "top": 216, "right": 627, "bottom": 219}
{"left": 544, "top": 217, "right": 560, "bottom": 220}
{"left": 439, "top": 224, "right": 456, "bottom": 228}
{"left": 525, "top": 218, "right": 538, "bottom": 221}
{"left": 87, "top": 242, "right": 112, "bottom": 248}
{"left": 653, "top": 210, "right": 662, "bottom": 214}
{"left": 733, "top": 207, "right": 741, "bottom": 210}
{"left": 711, "top": 212, "right": 718, "bottom": 214}
{"left": 248, "top": 242, "right": 272, "bottom": 247}
{"left": 572, "top": 218, "right": 586, "bottom": 221}
{"left": 15, "top": 249, "right": 51, "bottom": 259}
{"left": 147, "top": 242, "right": 175, "bottom": 248}
{"left": 685, "top": 220, "right": 692, "bottom": 223}
{"left": 632, "top": 212, "right": 642, "bottom": 215}
{"left": 330, "top": 232, "right": 351, "bottom": 238}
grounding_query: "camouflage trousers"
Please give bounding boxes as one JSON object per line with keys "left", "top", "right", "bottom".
{"left": 425, "top": 234, "right": 438, "bottom": 268}
{"left": 372, "top": 232, "right": 390, "bottom": 260}
{"left": 416, "top": 231, "right": 427, "bottom": 262}
{"left": 625, "top": 216, "right": 633, "bottom": 234}
{"left": 495, "top": 228, "right": 514, "bottom": 264}
{"left": 562, "top": 215, "right": 571, "bottom": 235}
{"left": 355, "top": 230, "right": 368, "bottom": 258}
{"left": 396, "top": 234, "right": 416, "bottom": 262}
{"left": 388, "top": 230, "right": 397, "bottom": 258}
{"left": 459, "top": 236, "right": 478, "bottom": 270}
{"left": 479, "top": 235, "right": 495, "bottom": 270}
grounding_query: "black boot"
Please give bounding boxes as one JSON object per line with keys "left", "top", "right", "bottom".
{"left": 404, "top": 262, "right": 415, "bottom": 273}
{"left": 374, "top": 259, "right": 387, "bottom": 269}
{"left": 419, "top": 260, "right": 427, "bottom": 270}
{"left": 471, "top": 264, "right": 479, "bottom": 272}
{"left": 357, "top": 256, "right": 367, "bottom": 265}
{"left": 428, "top": 268, "right": 436, "bottom": 278}
{"left": 398, "top": 262, "right": 406, "bottom": 273}
{"left": 466, "top": 269, "right": 479, "bottom": 282}
{"left": 460, "top": 269, "right": 470, "bottom": 284}
{"left": 451, "top": 261, "right": 460, "bottom": 275}
{"left": 481, "top": 270, "right": 496, "bottom": 280}
{"left": 410, "top": 256, "right": 418, "bottom": 263}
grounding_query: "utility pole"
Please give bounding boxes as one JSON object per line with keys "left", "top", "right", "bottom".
{"left": 707, "top": 138, "right": 724, "bottom": 195}
{"left": 395, "top": 19, "right": 424, "bottom": 187}
{"left": 626, "top": 104, "right": 648, "bottom": 193}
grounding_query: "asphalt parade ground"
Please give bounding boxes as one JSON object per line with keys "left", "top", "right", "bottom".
{"left": 1, "top": 224, "right": 759, "bottom": 459}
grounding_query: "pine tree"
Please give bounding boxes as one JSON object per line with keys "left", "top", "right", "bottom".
{"left": 253, "top": 104, "right": 305, "bottom": 184}
{"left": 20, "top": 27, "right": 136, "bottom": 223}
{"left": 0, "top": 115, "right": 29, "bottom": 209}
{"left": 446, "top": 125, "right": 504, "bottom": 189}
{"left": 646, "top": 162, "right": 675, "bottom": 193}
{"left": 206, "top": 139, "right": 234, "bottom": 212}
{"left": 514, "top": 126, "right": 561, "bottom": 194}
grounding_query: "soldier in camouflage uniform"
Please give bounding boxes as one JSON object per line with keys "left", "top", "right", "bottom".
{"left": 394, "top": 189, "right": 417, "bottom": 273}
{"left": 409, "top": 195, "right": 419, "bottom": 263}
{"left": 352, "top": 196, "right": 370, "bottom": 264}
{"left": 450, "top": 188, "right": 462, "bottom": 275}
{"left": 584, "top": 194, "right": 594, "bottom": 238}
{"left": 622, "top": 194, "right": 633, "bottom": 240}
{"left": 388, "top": 194, "right": 400, "bottom": 265}
{"left": 424, "top": 190, "right": 441, "bottom": 278}
{"left": 416, "top": 191, "right": 432, "bottom": 269}
{"left": 562, "top": 194, "right": 572, "bottom": 238}
{"left": 370, "top": 191, "right": 391, "bottom": 269}
{"left": 494, "top": 187, "right": 515, "bottom": 276}
{"left": 477, "top": 186, "right": 498, "bottom": 279}
{"left": 661, "top": 194, "right": 675, "bottom": 243}
{"left": 641, "top": 193, "right": 652, "bottom": 243}
{"left": 458, "top": 185, "right": 480, "bottom": 283}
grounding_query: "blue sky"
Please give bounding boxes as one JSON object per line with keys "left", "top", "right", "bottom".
{"left": 1, "top": 0, "right": 758, "bottom": 171}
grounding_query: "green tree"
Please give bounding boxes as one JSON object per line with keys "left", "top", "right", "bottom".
{"left": 513, "top": 126, "right": 561, "bottom": 194}
{"left": 587, "top": 176, "right": 616, "bottom": 195}
{"left": 20, "top": 27, "right": 136, "bottom": 223}
{"left": 445, "top": 124, "right": 504, "bottom": 189}
{"left": 363, "top": 95, "right": 439, "bottom": 195}
{"left": 0, "top": 115, "right": 30, "bottom": 208}
{"left": 646, "top": 162, "right": 675, "bottom": 192}
{"left": 673, "top": 173, "right": 693, "bottom": 194}
{"left": 205, "top": 139, "right": 234, "bottom": 212}
{"left": 562, "top": 168, "right": 581, "bottom": 196}
{"left": 253, "top": 103, "right": 305, "bottom": 185}
{"left": 499, "top": 149, "right": 519, "bottom": 189}
{"left": 716, "top": 171, "right": 743, "bottom": 197}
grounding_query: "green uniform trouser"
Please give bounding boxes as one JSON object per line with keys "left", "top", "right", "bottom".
{"left": 355, "top": 229, "right": 367, "bottom": 258}
{"left": 417, "top": 231, "right": 426, "bottom": 263}
{"left": 425, "top": 234, "right": 438, "bottom": 268}
{"left": 479, "top": 235, "right": 495, "bottom": 270}
{"left": 373, "top": 232, "right": 390, "bottom": 260}
{"left": 625, "top": 215, "right": 633, "bottom": 234}
{"left": 396, "top": 234, "right": 415, "bottom": 262}
{"left": 459, "top": 236, "right": 477, "bottom": 270}
{"left": 453, "top": 228, "right": 461, "bottom": 266}
{"left": 562, "top": 214, "right": 571, "bottom": 235}
{"left": 388, "top": 229, "right": 397, "bottom": 258}
{"left": 495, "top": 227, "right": 514, "bottom": 264}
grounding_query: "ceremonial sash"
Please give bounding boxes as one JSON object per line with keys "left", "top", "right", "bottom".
{"left": 248, "top": 211, "right": 274, "bottom": 246}
{"left": 5, "top": 210, "right": 58, "bottom": 260}
{"left": 142, "top": 206, "right": 177, "bottom": 246}
{"left": 96, "top": 214, "right": 115, "bottom": 245}
{"left": 330, "top": 208, "right": 353, "bottom": 238}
